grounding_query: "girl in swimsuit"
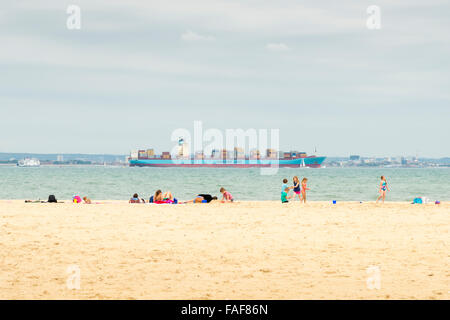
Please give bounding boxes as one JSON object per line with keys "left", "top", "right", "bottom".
{"left": 376, "top": 176, "right": 390, "bottom": 203}
{"left": 220, "top": 187, "right": 234, "bottom": 202}
{"left": 292, "top": 176, "right": 302, "bottom": 201}
{"left": 301, "top": 178, "right": 310, "bottom": 203}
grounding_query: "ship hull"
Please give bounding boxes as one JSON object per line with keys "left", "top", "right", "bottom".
{"left": 129, "top": 157, "right": 326, "bottom": 168}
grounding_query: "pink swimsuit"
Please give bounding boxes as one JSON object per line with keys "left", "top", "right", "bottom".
{"left": 223, "top": 191, "right": 233, "bottom": 201}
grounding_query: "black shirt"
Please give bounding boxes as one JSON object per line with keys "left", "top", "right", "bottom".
{"left": 197, "top": 194, "right": 214, "bottom": 203}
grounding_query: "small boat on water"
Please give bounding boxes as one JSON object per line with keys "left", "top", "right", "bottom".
{"left": 17, "top": 158, "right": 40, "bottom": 167}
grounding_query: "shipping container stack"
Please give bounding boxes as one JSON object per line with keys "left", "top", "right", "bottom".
{"left": 266, "top": 149, "right": 278, "bottom": 159}
{"left": 138, "top": 150, "right": 148, "bottom": 159}
{"left": 221, "top": 149, "right": 228, "bottom": 160}
{"left": 162, "top": 151, "right": 171, "bottom": 160}
{"left": 250, "top": 149, "right": 261, "bottom": 160}
{"left": 234, "top": 147, "right": 245, "bottom": 160}
{"left": 130, "top": 150, "right": 139, "bottom": 160}
{"left": 211, "top": 149, "right": 220, "bottom": 159}
{"left": 147, "top": 149, "right": 155, "bottom": 158}
{"left": 195, "top": 151, "right": 204, "bottom": 160}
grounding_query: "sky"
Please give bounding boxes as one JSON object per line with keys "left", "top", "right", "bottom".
{"left": 0, "top": 0, "right": 449, "bottom": 157}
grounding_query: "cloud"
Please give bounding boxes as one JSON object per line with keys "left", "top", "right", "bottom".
{"left": 181, "top": 30, "right": 215, "bottom": 42}
{"left": 1, "top": 0, "right": 450, "bottom": 156}
{"left": 266, "top": 43, "right": 290, "bottom": 52}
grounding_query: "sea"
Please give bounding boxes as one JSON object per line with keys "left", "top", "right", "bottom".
{"left": 0, "top": 166, "right": 449, "bottom": 202}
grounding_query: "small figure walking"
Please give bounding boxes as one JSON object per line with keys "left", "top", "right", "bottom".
{"left": 376, "top": 176, "right": 390, "bottom": 203}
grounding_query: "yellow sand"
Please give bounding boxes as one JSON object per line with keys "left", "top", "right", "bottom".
{"left": 0, "top": 200, "right": 448, "bottom": 300}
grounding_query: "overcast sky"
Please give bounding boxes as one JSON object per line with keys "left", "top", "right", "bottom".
{"left": 1, "top": 0, "right": 449, "bottom": 157}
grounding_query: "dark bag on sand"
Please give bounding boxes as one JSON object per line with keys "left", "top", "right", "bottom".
{"left": 48, "top": 195, "right": 57, "bottom": 203}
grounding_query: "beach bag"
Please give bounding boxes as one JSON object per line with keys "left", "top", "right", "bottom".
{"left": 413, "top": 197, "right": 423, "bottom": 204}
{"left": 48, "top": 195, "right": 57, "bottom": 203}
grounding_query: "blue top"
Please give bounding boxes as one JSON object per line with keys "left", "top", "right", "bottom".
{"left": 282, "top": 183, "right": 288, "bottom": 193}
{"left": 293, "top": 181, "right": 301, "bottom": 192}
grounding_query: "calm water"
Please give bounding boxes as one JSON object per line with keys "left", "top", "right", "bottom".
{"left": 0, "top": 166, "right": 448, "bottom": 201}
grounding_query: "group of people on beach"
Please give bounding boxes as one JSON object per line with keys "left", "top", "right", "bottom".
{"left": 81, "top": 176, "right": 390, "bottom": 205}
{"left": 281, "top": 176, "right": 310, "bottom": 203}
{"left": 46, "top": 175, "right": 388, "bottom": 205}
{"left": 129, "top": 187, "right": 234, "bottom": 204}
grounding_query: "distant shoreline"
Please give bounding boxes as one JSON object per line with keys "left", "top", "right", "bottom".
{"left": 1, "top": 163, "right": 449, "bottom": 168}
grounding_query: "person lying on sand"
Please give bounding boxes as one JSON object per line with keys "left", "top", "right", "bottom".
{"left": 25, "top": 195, "right": 63, "bottom": 203}
{"left": 196, "top": 194, "right": 218, "bottom": 203}
{"left": 182, "top": 194, "right": 218, "bottom": 204}
{"left": 83, "top": 196, "right": 92, "bottom": 204}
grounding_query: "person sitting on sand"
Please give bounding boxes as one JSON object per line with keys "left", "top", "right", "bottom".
{"left": 83, "top": 196, "right": 92, "bottom": 204}
{"left": 376, "top": 176, "right": 390, "bottom": 203}
{"left": 220, "top": 187, "right": 234, "bottom": 202}
{"left": 281, "top": 187, "right": 292, "bottom": 203}
{"left": 129, "top": 193, "right": 142, "bottom": 203}
{"left": 154, "top": 190, "right": 173, "bottom": 201}
{"left": 154, "top": 190, "right": 174, "bottom": 203}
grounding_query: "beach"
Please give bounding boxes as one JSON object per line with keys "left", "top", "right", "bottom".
{"left": 0, "top": 200, "right": 448, "bottom": 300}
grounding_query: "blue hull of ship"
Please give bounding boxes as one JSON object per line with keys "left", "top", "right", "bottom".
{"left": 129, "top": 157, "right": 326, "bottom": 168}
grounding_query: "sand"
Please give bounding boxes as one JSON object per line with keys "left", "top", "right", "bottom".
{"left": 0, "top": 200, "right": 448, "bottom": 300}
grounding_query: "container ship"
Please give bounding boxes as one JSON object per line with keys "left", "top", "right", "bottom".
{"left": 129, "top": 139, "right": 326, "bottom": 168}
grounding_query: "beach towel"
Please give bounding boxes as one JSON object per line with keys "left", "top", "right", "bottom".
{"left": 154, "top": 198, "right": 178, "bottom": 204}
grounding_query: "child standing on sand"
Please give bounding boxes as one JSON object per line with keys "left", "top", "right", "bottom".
{"left": 301, "top": 178, "right": 310, "bottom": 203}
{"left": 376, "top": 176, "right": 390, "bottom": 203}
{"left": 281, "top": 178, "right": 289, "bottom": 193}
{"left": 292, "top": 176, "right": 302, "bottom": 201}
{"left": 220, "top": 187, "right": 234, "bottom": 202}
